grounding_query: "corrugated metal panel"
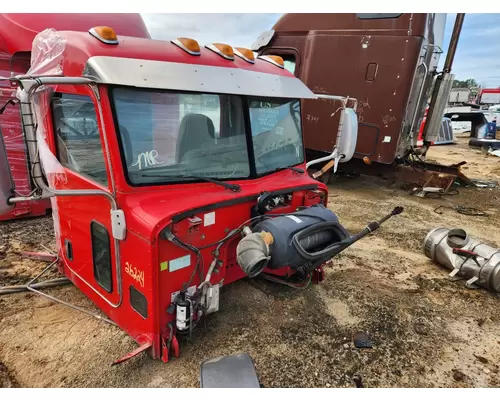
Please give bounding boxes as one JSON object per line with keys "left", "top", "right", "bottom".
{"left": 425, "top": 73, "right": 454, "bottom": 143}
{"left": 434, "top": 118, "right": 454, "bottom": 144}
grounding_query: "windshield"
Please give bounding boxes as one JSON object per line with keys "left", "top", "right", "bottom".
{"left": 111, "top": 87, "right": 304, "bottom": 186}
{"left": 248, "top": 98, "right": 303, "bottom": 174}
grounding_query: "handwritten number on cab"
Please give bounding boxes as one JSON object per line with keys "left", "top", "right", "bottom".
{"left": 125, "top": 262, "right": 145, "bottom": 288}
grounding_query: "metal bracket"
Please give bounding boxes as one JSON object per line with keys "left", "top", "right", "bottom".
{"left": 111, "top": 341, "right": 152, "bottom": 366}
{"left": 312, "top": 268, "right": 325, "bottom": 284}
{"left": 448, "top": 268, "right": 462, "bottom": 281}
{"left": 111, "top": 209, "right": 127, "bottom": 240}
{"left": 161, "top": 323, "right": 180, "bottom": 363}
{"left": 465, "top": 276, "right": 480, "bottom": 289}
{"left": 250, "top": 30, "right": 275, "bottom": 51}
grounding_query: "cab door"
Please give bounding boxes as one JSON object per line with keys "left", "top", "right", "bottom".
{"left": 47, "top": 85, "right": 120, "bottom": 308}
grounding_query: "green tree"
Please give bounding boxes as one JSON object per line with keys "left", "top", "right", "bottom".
{"left": 453, "top": 78, "right": 477, "bottom": 88}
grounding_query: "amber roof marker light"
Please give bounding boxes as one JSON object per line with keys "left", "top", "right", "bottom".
{"left": 172, "top": 37, "right": 201, "bottom": 56}
{"left": 258, "top": 55, "right": 285, "bottom": 69}
{"left": 89, "top": 26, "right": 119, "bottom": 45}
{"left": 205, "top": 43, "right": 235, "bottom": 61}
{"left": 234, "top": 47, "right": 255, "bottom": 64}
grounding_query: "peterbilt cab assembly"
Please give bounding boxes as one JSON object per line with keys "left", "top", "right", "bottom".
{"left": 0, "top": 26, "right": 402, "bottom": 363}
{"left": 0, "top": 13, "right": 151, "bottom": 221}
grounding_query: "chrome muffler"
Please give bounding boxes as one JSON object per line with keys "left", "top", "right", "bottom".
{"left": 424, "top": 227, "right": 500, "bottom": 292}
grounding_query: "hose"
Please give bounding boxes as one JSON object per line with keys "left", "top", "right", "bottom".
{"left": 258, "top": 273, "right": 311, "bottom": 290}
{"left": 0, "top": 259, "right": 117, "bottom": 326}
{"left": 292, "top": 206, "right": 405, "bottom": 263}
{"left": 0, "top": 277, "right": 70, "bottom": 295}
{"left": 434, "top": 205, "right": 487, "bottom": 216}
{"left": 171, "top": 210, "right": 329, "bottom": 288}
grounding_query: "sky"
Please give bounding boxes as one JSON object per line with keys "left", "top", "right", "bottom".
{"left": 442, "top": 13, "right": 500, "bottom": 87}
{"left": 142, "top": 13, "right": 500, "bottom": 88}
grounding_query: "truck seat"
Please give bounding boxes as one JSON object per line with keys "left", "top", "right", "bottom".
{"left": 176, "top": 113, "right": 215, "bottom": 163}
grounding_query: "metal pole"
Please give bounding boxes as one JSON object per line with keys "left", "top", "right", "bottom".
{"left": 421, "top": 13, "right": 465, "bottom": 147}
{"left": 443, "top": 13, "right": 466, "bottom": 73}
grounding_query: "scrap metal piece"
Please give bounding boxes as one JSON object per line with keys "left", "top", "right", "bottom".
{"left": 0, "top": 255, "right": 117, "bottom": 325}
{"left": 466, "top": 276, "right": 480, "bottom": 289}
{"left": 423, "top": 173, "right": 456, "bottom": 194}
{"left": 341, "top": 157, "right": 475, "bottom": 188}
{"left": 200, "top": 353, "right": 260, "bottom": 388}
{"left": 353, "top": 375, "right": 364, "bottom": 388}
{"left": 312, "top": 159, "right": 335, "bottom": 179}
{"left": 353, "top": 331, "right": 373, "bottom": 349}
{"left": 449, "top": 268, "right": 460, "bottom": 279}
{"left": 111, "top": 341, "right": 152, "bottom": 366}
{"left": 20, "top": 251, "right": 57, "bottom": 262}
{"left": 470, "top": 179, "right": 498, "bottom": 188}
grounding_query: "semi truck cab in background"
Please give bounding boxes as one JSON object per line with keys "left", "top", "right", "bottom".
{"left": 252, "top": 13, "right": 447, "bottom": 169}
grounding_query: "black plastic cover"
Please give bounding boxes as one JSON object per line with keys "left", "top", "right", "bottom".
{"left": 253, "top": 205, "right": 349, "bottom": 269}
{"left": 200, "top": 353, "right": 260, "bottom": 388}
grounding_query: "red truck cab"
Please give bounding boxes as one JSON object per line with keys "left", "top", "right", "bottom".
{"left": 1, "top": 27, "right": 345, "bottom": 361}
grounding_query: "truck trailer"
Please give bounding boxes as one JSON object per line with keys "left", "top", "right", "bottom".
{"left": 449, "top": 88, "right": 470, "bottom": 105}
{"left": 479, "top": 88, "right": 500, "bottom": 105}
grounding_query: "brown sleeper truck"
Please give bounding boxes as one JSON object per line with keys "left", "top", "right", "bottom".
{"left": 252, "top": 13, "right": 465, "bottom": 183}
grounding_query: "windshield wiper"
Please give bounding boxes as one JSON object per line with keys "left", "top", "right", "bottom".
{"left": 141, "top": 173, "right": 241, "bottom": 192}
{"left": 272, "top": 165, "right": 305, "bottom": 175}
{"left": 257, "top": 156, "right": 305, "bottom": 175}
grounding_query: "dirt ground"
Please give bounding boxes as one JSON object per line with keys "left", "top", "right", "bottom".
{"left": 1, "top": 137, "right": 499, "bottom": 388}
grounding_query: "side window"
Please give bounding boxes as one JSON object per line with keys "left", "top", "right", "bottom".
{"left": 356, "top": 13, "right": 402, "bottom": 19}
{"left": 91, "top": 221, "right": 112, "bottom": 293}
{"left": 52, "top": 93, "right": 108, "bottom": 185}
{"left": 282, "top": 55, "right": 296, "bottom": 75}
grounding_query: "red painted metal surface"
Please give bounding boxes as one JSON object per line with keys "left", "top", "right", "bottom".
{"left": 0, "top": 52, "right": 51, "bottom": 220}
{"left": 56, "top": 32, "right": 295, "bottom": 79}
{"left": 0, "top": 14, "right": 150, "bottom": 221}
{"left": 480, "top": 88, "right": 500, "bottom": 95}
{"left": 0, "top": 13, "right": 150, "bottom": 55}
{"left": 31, "top": 31, "right": 328, "bottom": 361}
{"left": 19, "top": 251, "right": 57, "bottom": 262}
{"left": 112, "top": 341, "right": 152, "bottom": 366}
{"left": 479, "top": 88, "right": 500, "bottom": 104}
{"left": 311, "top": 267, "right": 324, "bottom": 284}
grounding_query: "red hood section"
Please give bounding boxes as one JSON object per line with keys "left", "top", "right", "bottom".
{"left": 0, "top": 13, "right": 150, "bottom": 55}
{"left": 119, "top": 170, "right": 323, "bottom": 240}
